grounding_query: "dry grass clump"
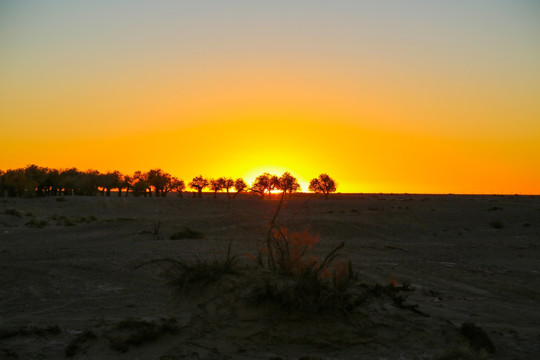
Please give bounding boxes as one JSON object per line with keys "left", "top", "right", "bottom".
{"left": 65, "top": 330, "right": 97, "bottom": 357}
{"left": 252, "top": 194, "right": 362, "bottom": 314}
{"left": 139, "top": 243, "right": 239, "bottom": 295}
{"left": 434, "top": 344, "right": 493, "bottom": 360}
{"left": 107, "top": 318, "right": 179, "bottom": 352}
{"left": 170, "top": 226, "right": 204, "bottom": 240}
{"left": 5, "top": 208, "right": 21, "bottom": 217}
{"left": 25, "top": 218, "right": 49, "bottom": 228}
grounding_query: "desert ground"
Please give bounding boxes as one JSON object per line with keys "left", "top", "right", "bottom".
{"left": 0, "top": 194, "right": 539, "bottom": 359}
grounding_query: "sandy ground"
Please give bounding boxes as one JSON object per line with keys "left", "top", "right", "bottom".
{"left": 0, "top": 194, "right": 539, "bottom": 359}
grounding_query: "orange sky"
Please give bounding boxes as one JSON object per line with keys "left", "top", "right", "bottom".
{"left": 1, "top": 1, "right": 539, "bottom": 194}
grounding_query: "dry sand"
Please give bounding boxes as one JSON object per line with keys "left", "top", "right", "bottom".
{"left": 0, "top": 194, "right": 539, "bottom": 359}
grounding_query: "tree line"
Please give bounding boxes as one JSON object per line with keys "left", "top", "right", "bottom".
{"left": 0, "top": 165, "right": 337, "bottom": 199}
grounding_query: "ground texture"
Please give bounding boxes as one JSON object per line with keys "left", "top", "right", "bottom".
{"left": 1, "top": 194, "right": 539, "bottom": 359}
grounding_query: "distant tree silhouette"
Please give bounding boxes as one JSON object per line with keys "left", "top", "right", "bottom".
{"left": 3, "top": 168, "right": 27, "bottom": 197}
{"left": 233, "top": 178, "right": 247, "bottom": 198}
{"left": 251, "top": 172, "right": 280, "bottom": 199}
{"left": 170, "top": 177, "right": 185, "bottom": 197}
{"left": 209, "top": 178, "right": 226, "bottom": 198}
{"left": 147, "top": 169, "right": 172, "bottom": 197}
{"left": 0, "top": 165, "right": 339, "bottom": 200}
{"left": 278, "top": 172, "right": 301, "bottom": 195}
{"left": 99, "top": 171, "right": 121, "bottom": 196}
{"left": 131, "top": 171, "right": 150, "bottom": 197}
{"left": 0, "top": 170, "right": 4, "bottom": 196}
{"left": 189, "top": 175, "right": 208, "bottom": 198}
{"left": 222, "top": 178, "right": 235, "bottom": 199}
{"left": 121, "top": 175, "right": 132, "bottom": 197}
{"left": 309, "top": 173, "right": 337, "bottom": 199}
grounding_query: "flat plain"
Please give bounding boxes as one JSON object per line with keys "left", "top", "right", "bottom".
{"left": 1, "top": 194, "right": 539, "bottom": 359}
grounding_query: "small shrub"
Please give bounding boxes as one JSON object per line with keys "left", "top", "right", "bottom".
{"left": 490, "top": 221, "right": 504, "bottom": 229}
{"left": 488, "top": 206, "right": 503, "bottom": 211}
{"left": 65, "top": 330, "right": 97, "bottom": 357}
{"left": 165, "top": 255, "right": 238, "bottom": 294}
{"left": 170, "top": 226, "right": 204, "bottom": 240}
{"left": 25, "top": 218, "right": 48, "bottom": 228}
{"left": 139, "top": 243, "right": 238, "bottom": 295}
{"left": 108, "top": 318, "right": 178, "bottom": 352}
{"left": 5, "top": 208, "right": 21, "bottom": 217}
{"left": 61, "top": 217, "right": 76, "bottom": 226}
{"left": 435, "top": 344, "right": 493, "bottom": 360}
{"left": 461, "top": 322, "right": 496, "bottom": 354}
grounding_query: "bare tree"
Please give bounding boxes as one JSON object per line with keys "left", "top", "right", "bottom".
{"left": 189, "top": 175, "right": 208, "bottom": 198}
{"left": 309, "top": 173, "right": 337, "bottom": 199}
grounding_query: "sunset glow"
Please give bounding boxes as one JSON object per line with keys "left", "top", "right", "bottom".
{"left": 1, "top": 1, "right": 539, "bottom": 194}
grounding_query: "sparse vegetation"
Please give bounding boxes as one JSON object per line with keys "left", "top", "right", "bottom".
{"left": 140, "top": 243, "right": 238, "bottom": 295}
{"left": 435, "top": 344, "right": 493, "bottom": 360}
{"left": 107, "top": 318, "right": 179, "bottom": 353}
{"left": 25, "top": 218, "right": 48, "bottom": 228}
{"left": 5, "top": 208, "right": 21, "bottom": 217}
{"left": 169, "top": 226, "right": 204, "bottom": 240}
{"left": 490, "top": 221, "right": 504, "bottom": 229}
{"left": 65, "top": 330, "right": 97, "bottom": 357}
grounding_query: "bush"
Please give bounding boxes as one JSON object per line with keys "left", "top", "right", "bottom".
{"left": 25, "top": 218, "right": 48, "bottom": 228}
{"left": 108, "top": 318, "right": 178, "bottom": 353}
{"left": 170, "top": 226, "right": 204, "bottom": 240}
{"left": 5, "top": 208, "right": 21, "bottom": 217}
{"left": 490, "top": 221, "right": 504, "bottom": 229}
{"left": 139, "top": 243, "right": 238, "bottom": 295}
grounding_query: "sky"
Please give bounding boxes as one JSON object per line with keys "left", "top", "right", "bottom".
{"left": 1, "top": 0, "right": 539, "bottom": 194}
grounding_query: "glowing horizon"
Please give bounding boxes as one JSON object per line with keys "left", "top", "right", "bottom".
{"left": 1, "top": 1, "right": 539, "bottom": 195}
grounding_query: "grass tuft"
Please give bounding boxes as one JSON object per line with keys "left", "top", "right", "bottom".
{"left": 25, "top": 218, "right": 49, "bottom": 228}
{"left": 5, "top": 208, "right": 21, "bottom": 217}
{"left": 138, "top": 242, "right": 238, "bottom": 295}
{"left": 108, "top": 318, "right": 178, "bottom": 353}
{"left": 170, "top": 226, "right": 204, "bottom": 240}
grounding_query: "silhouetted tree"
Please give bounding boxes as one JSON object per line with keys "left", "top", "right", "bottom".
{"left": 0, "top": 170, "right": 4, "bottom": 197}
{"left": 250, "top": 172, "right": 280, "bottom": 199}
{"left": 189, "top": 175, "right": 208, "bottom": 198}
{"left": 309, "top": 173, "right": 337, "bottom": 199}
{"left": 278, "top": 172, "right": 301, "bottom": 195}
{"left": 99, "top": 171, "right": 121, "bottom": 196}
{"left": 24, "top": 164, "right": 49, "bottom": 197}
{"left": 147, "top": 169, "right": 172, "bottom": 197}
{"left": 43, "top": 168, "right": 61, "bottom": 196}
{"left": 122, "top": 175, "right": 132, "bottom": 197}
{"left": 77, "top": 170, "right": 100, "bottom": 196}
{"left": 209, "top": 178, "right": 226, "bottom": 198}
{"left": 3, "top": 168, "right": 28, "bottom": 197}
{"left": 169, "top": 177, "right": 185, "bottom": 197}
{"left": 131, "top": 171, "right": 150, "bottom": 197}
{"left": 222, "top": 178, "right": 235, "bottom": 199}
{"left": 233, "top": 178, "right": 247, "bottom": 199}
